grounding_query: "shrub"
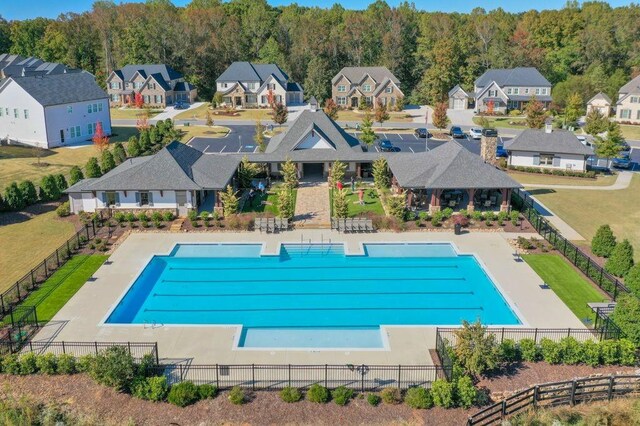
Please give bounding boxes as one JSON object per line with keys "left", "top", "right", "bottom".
{"left": 519, "top": 339, "right": 539, "bottom": 362}
{"left": 404, "top": 387, "right": 433, "bottom": 409}
{"left": 35, "top": 353, "right": 58, "bottom": 374}
{"left": 18, "top": 180, "right": 38, "bottom": 205}
{"left": 431, "top": 379, "right": 455, "bottom": 408}
{"left": 540, "top": 338, "right": 562, "bottom": 364}
{"left": 307, "top": 384, "right": 330, "bottom": 403}
{"left": 498, "top": 339, "right": 519, "bottom": 363}
{"left": 56, "top": 354, "right": 76, "bottom": 374}
{"left": 69, "top": 165, "right": 84, "bottom": 185}
{"left": 600, "top": 340, "right": 620, "bottom": 365}
{"left": 3, "top": 182, "right": 25, "bottom": 211}
{"left": 510, "top": 210, "right": 520, "bottom": 226}
{"left": 332, "top": 386, "right": 354, "bottom": 406}
{"left": 624, "top": 264, "right": 640, "bottom": 299}
{"left": 456, "top": 376, "right": 477, "bottom": 409}
{"left": 56, "top": 201, "right": 70, "bottom": 217}
{"left": 19, "top": 353, "right": 38, "bottom": 375}
{"left": 367, "top": 393, "right": 381, "bottom": 406}
{"left": 453, "top": 214, "right": 469, "bottom": 227}
{"left": 163, "top": 211, "right": 174, "bottom": 222}
{"left": 617, "top": 339, "right": 636, "bottom": 366}
{"left": 484, "top": 211, "right": 496, "bottom": 222}
{"left": 2, "top": 354, "right": 21, "bottom": 374}
{"left": 228, "top": 386, "right": 246, "bottom": 405}
{"left": 168, "top": 381, "right": 200, "bottom": 407}
{"left": 280, "top": 387, "right": 302, "bottom": 403}
{"left": 132, "top": 376, "right": 168, "bottom": 401}
{"left": 380, "top": 387, "right": 402, "bottom": 404}
{"left": 605, "top": 239, "right": 634, "bottom": 277}
{"left": 151, "top": 211, "right": 163, "bottom": 222}
{"left": 559, "top": 337, "right": 583, "bottom": 365}
{"left": 153, "top": 219, "right": 161, "bottom": 228}
{"left": 75, "top": 354, "right": 95, "bottom": 373}
{"left": 471, "top": 211, "right": 483, "bottom": 221}
{"left": 581, "top": 340, "right": 601, "bottom": 367}
{"left": 458, "top": 209, "right": 469, "bottom": 218}
{"left": 114, "top": 211, "right": 126, "bottom": 224}
{"left": 197, "top": 383, "right": 217, "bottom": 399}
{"left": 591, "top": 225, "right": 617, "bottom": 257}
{"left": 611, "top": 294, "right": 640, "bottom": 346}
{"left": 137, "top": 212, "right": 148, "bottom": 222}
{"left": 89, "top": 346, "right": 137, "bottom": 391}
{"left": 431, "top": 211, "right": 444, "bottom": 227}
{"left": 442, "top": 207, "right": 454, "bottom": 219}
{"left": 454, "top": 320, "right": 499, "bottom": 376}
{"left": 187, "top": 209, "right": 198, "bottom": 224}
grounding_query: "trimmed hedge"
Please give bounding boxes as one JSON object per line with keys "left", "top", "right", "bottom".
{"left": 508, "top": 165, "right": 597, "bottom": 178}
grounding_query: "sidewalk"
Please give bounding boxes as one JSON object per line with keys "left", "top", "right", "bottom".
{"left": 522, "top": 171, "right": 633, "bottom": 191}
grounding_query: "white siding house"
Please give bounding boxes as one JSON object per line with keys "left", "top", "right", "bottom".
{"left": 0, "top": 73, "right": 111, "bottom": 148}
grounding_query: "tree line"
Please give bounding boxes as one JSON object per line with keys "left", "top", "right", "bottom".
{"left": 1, "top": 0, "right": 639, "bottom": 105}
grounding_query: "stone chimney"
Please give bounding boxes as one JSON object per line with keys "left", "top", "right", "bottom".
{"left": 544, "top": 117, "right": 553, "bottom": 134}
{"left": 480, "top": 134, "right": 497, "bottom": 164}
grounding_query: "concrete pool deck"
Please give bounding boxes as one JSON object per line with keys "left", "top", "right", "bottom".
{"left": 34, "top": 230, "right": 586, "bottom": 365}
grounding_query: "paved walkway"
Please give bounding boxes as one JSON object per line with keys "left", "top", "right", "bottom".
{"left": 522, "top": 171, "right": 634, "bottom": 191}
{"left": 293, "top": 181, "right": 330, "bottom": 227}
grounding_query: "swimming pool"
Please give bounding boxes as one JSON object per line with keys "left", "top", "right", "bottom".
{"left": 106, "top": 243, "right": 520, "bottom": 348}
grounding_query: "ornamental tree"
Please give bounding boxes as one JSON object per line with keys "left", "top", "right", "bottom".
{"left": 595, "top": 122, "right": 625, "bottom": 166}
{"left": 237, "top": 156, "right": 260, "bottom": 189}
{"left": 3, "top": 182, "right": 24, "bottom": 211}
{"left": 524, "top": 95, "right": 546, "bottom": 129}
{"left": 54, "top": 174, "right": 68, "bottom": 192}
{"left": 329, "top": 160, "right": 347, "bottom": 188}
{"left": 432, "top": 101, "right": 449, "bottom": 130}
{"left": 454, "top": 320, "right": 500, "bottom": 377}
{"left": 277, "top": 189, "right": 294, "bottom": 219}
{"left": 92, "top": 122, "right": 109, "bottom": 152}
{"left": 591, "top": 224, "right": 617, "bottom": 257}
{"left": 281, "top": 157, "right": 298, "bottom": 189}
{"left": 374, "top": 100, "right": 390, "bottom": 125}
{"left": 254, "top": 121, "right": 266, "bottom": 153}
{"left": 39, "top": 174, "right": 61, "bottom": 201}
{"left": 372, "top": 157, "right": 390, "bottom": 189}
{"left": 18, "top": 180, "right": 38, "bottom": 205}
{"left": 85, "top": 157, "right": 102, "bottom": 178}
{"left": 585, "top": 109, "right": 609, "bottom": 135}
{"left": 359, "top": 111, "right": 377, "bottom": 146}
{"left": 332, "top": 188, "right": 348, "bottom": 218}
{"left": 219, "top": 185, "right": 239, "bottom": 217}
{"left": 69, "top": 166, "right": 84, "bottom": 185}
{"left": 272, "top": 102, "right": 287, "bottom": 126}
{"left": 605, "top": 239, "right": 635, "bottom": 277}
{"left": 564, "top": 92, "right": 583, "bottom": 125}
{"left": 323, "top": 98, "right": 338, "bottom": 120}
{"left": 134, "top": 91, "right": 144, "bottom": 108}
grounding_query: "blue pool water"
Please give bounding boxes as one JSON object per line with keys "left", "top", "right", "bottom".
{"left": 106, "top": 243, "right": 520, "bottom": 347}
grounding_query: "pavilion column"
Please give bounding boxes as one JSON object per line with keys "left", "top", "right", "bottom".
{"left": 429, "top": 189, "right": 441, "bottom": 214}
{"left": 356, "top": 163, "right": 362, "bottom": 178}
{"left": 406, "top": 191, "right": 413, "bottom": 208}
{"left": 467, "top": 189, "right": 476, "bottom": 212}
{"left": 500, "top": 188, "right": 511, "bottom": 212}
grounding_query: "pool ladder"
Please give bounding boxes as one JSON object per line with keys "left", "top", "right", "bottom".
{"left": 299, "top": 233, "right": 331, "bottom": 256}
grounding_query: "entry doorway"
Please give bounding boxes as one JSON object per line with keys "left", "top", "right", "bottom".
{"left": 176, "top": 190, "right": 188, "bottom": 217}
{"left": 302, "top": 163, "right": 324, "bottom": 180}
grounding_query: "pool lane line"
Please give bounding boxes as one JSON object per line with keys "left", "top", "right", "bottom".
{"left": 166, "top": 264, "right": 460, "bottom": 271}
{"left": 159, "top": 277, "right": 467, "bottom": 284}
{"left": 143, "top": 306, "right": 485, "bottom": 313}
{"left": 152, "top": 290, "right": 475, "bottom": 297}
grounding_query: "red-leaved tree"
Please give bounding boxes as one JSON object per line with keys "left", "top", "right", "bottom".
{"left": 134, "top": 92, "right": 144, "bottom": 109}
{"left": 486, "top": 99, "right": 495, "bottom": 115}
{"left": 92, "top": 122, "right": 109, "bottom": 152}
{"left": 267, "top": 89, "right": 275, "bottom": 106}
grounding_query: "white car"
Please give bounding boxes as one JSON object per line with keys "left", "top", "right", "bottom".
{"left": 469, "top": 128, "right": 482, "bottom": 140}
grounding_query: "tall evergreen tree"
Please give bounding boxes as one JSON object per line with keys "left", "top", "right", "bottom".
{"left": 69, "top": 166, "right": 84, "bottom": 185}
{"left": 18, "top": 180, "right": 38, "bottom": 205}
{"left": 85, "top": 157, "right": 102, "bottom": 178}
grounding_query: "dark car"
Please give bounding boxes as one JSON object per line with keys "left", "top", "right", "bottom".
{"left": 378, "top": 139, "right": 395, "bottom": 152}
{"left": 173, "top": 102, "right": 188, "bottom": 110}
{"left": 496, "top": 145, "right": 508, "bottom": 158}
{"left": 619, "top": 141, "right": 631, "bottom": 153}
{"left": 612, "top": 153, "right": 632, "bottom": 169}
{"left": 414, "top": 128, "right": 432, "bottom": 138}
{"left": 449, "top": 126, "right": 465, "bottom": 138}
{"left": 482, "top": 128, "right": 498, "bottom": 137}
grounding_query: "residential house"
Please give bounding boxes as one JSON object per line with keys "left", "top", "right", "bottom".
{"left": 0, "top": 53, "right": 77, "bottom": 78}
{"left": 448, "top": 85, "right": 473, "bottom": 110}
{"left": 331, "top": 67, "right": 404, "bottom": 109}
{"left": 0, "top": 72, "right": 111, "bottom": 149}
{"left": 215, "top": 62, "right": 303, "bottom": 108}
{"left": 507, "top": 122, "right": 593, "bottom": 172}
{"left": 64, "top": 141, "right": 239, "bottom": 216}
{"left": 450, "top": 67, "right": 552, "bottom": 113}
{"left": 586, "top": 92, "right": 612, "bottom": 117}
{"left": 106, "top": 64, "right": 197, "bottom": 108}
{"left": 615, "top": 75, "right": 640, "bottom": 124}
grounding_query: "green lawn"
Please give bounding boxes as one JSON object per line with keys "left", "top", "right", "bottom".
{"left": 509, "top": 171, "right": 618, "bottom": 187}
{"left": 330, "top": 185, "right": 384, "bottom": 217}
{"left": 472, "top": 116, "right": 528, "bottom": 129}
{"left": 522, "top": 254, "right": 608, "bottom": 324}
{"left": 620, "top": 124, "right": 640, "bottom": 140}
{"left": 5, "top": 255, "right": 108, "bottom": 323}
{"left": 241, "top": 186, "right": 297, "bottom": 216}
{"left": 109, "top": 108, "right": 163, "bottom": 120}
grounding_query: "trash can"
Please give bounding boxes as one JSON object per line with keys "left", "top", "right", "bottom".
{"left": 454, "top": 223, "right": 462, "bottom": 235}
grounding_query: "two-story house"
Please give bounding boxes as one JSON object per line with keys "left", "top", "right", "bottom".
{"left": 106, "top": 64, "right": 197, "bottom": 108}
{"left": 215, "top": 62, "right": 303, "bottom": 108}
{"left": 615, "top": 75, "right": 640, "bottom": 124}
{"left": 449, "top": 67, "right": 552, "bottom": 113}
{"left": 331, "top": 67, "right": 404, "bottom": 109}
{"left": 0, "top": 72, "right": 111, "bottom": 149}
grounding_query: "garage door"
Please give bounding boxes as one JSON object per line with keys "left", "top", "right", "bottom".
{"left": 453, "top": 98, "right": 465, "bottom": 110}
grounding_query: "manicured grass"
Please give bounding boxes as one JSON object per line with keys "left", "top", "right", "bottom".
{"left": 330, "top": 185, "right": 384, "bottom": 217}
{"left": 178, "top": 125, "right": 230, "bottom": 143}
{"left": 530, "top": 174, "right": 640, "bottom": 261}
{"left": 109, "top": 107, "right": 163, "bottom": 119}
{"left": 336, "top": 109, "right": 414, "bottom": 123}
{"left": 175, "top": 103, "right": 274, "bottom": 121}
{"left": 620, "top": 124, "right": 640, "bottom": 140}
{"left": 509, "top": 171, "right": 618, "bottom": 187}
{"left": 472, "top": 116, "right": 528, "bottom": 129}
{"left": 0, "top": 126, "right": 138, "bottom": 191}
{"left": 241, "top": 186, "right": 297, "bottom": 216}
{"left": 0, "top": 212, "right": 76, "bottom": 292}
{"left": 522, "top": 253, "right": 608, "bottom": 323}
{"left": 5, "top": 255, "right": 108, "bottom": 323}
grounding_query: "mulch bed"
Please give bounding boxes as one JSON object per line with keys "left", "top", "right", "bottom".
{"left": 1, "top": 363, "right": 636, "bottom": 425}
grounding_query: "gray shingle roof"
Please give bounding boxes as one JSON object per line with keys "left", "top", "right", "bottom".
{"left": 618, "top": 75, "right": 640, "bottom": 94}
{"left": 587, "top": 92, "right": 612, "bottom": 104}
{"left": 0, "top": 53, "right": 76, "bottom": 78}
{"left": 149, "top": 73, "right": 171, "bottom": 91}
{"left": 174, "top": 81, "right": 195, "bottom": 92}
{"left": 216, "top": 62, "right": 289, "bottom": 84}
{"left": 332, "top": 67, "right": 400, "bottom": 85}
{"left": 117, "top": 64, "right": 182, "bottom": 82}
{"left": 6, "top": 73, "right": 108, "bottom": 107}
{"left": 67, "top": 142, "right": 239, "bottom": 192}
{"left": 387, "top": 141, "right": 521, "bottom": 189}
{"left": 448, "top": 84, "right": 470, "bottom": 97}
{"left": 508, "top": 129, "right": 593, "bottom": 156}
{"left": 475, "top": 68, "right": 551, "bottom": 88}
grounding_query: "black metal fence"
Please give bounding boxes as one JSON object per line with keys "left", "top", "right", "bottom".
{"left": 467, "top": 374, "right": 640, "bottom": 425}
{"left": 0, "top": 305, "right": 40, "bottom": 354}
{"left": 4, "top": 340, "right": 159, "bottom": 364}
{"left": 512, "top": 189, "right": 629, "bottom": 301}
{"left": 150, "top": 363, "right": 449, "bottom": 391}
{"left": 0, "top": 222, "right": 99, "bottom": 318}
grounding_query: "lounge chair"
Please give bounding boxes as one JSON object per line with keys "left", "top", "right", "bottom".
{"left": 484, "top": 200, "right": 492, "bottom": 208}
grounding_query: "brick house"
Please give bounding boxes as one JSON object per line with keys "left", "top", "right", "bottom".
{"left": 106, "top": 64, "right": 197, "bottom": 108}
{"left": 331, "top": 67, "right": 404, "bottom": 109}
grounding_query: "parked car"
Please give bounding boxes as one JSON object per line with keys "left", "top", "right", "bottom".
{"left": 174, "top": 102, "right": 188, "bottom": 110}
{"left": 496, "top": 145, "right": 508, "bottom": 158}
{"left": 469, "top": 128, "right": 482, "bottom": 140}
{"left": 414, "top": 128, "right": 432, "bottom": 138}
{"left": 619, "top": 141, "right": 631, "bottom": 153}
{"left": 449, "top": 126, "right": 465, "bottom": 138}
{"left": 481, "top": 128, "right": 498, "bottom": 137}
{"left": 378, "top": 139, "right": 395, "bottom": 152}
{"left": 612, "top": 153, "right": 632, "bottom": 169}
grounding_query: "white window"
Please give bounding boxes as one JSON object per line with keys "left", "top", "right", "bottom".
{"left": 362, "top": 84, "right": 371, "bottom": 92}
{"left": 385, "top": 87, "right": 392, "bottom": 93}
{"left": 524, "top": 88, "right": 529, "bottom": 94}
{"left": 23, "top": 109, "right": 29, "bottom": 119}
{"left": 513, "top": 88, "right": 519, "bottom": 95}
{"left": 488, "top": 90, "right": 497, "bottom": 97}
{"left": 506, "top": 88, "right": 512, "bottom": 94}
{"left": 222, "top": 83, "right": 228, "bottom": 88}
{"left": 87, "top": 123, "right": 93, "bottom": 135}
{"left": 337, "top": 97, "right": 346, "bottom": 105}
{"left": 98, "top": 103, "right": 103, "bottom": 112}
{"left": 67, "top": 106, "right": 73, "bottom": 113}
{"left": 70, "top": 126, "right": 81, "bottom": 138}
{"left": 620, "top": 109, "right": 631, "bottom": 119}
{"left": 13, "top": 108, "right": 18, "bottom": 118}
{"left": 541, "top": 88, "right": 548, "bottom": 95}
{"left": 93, "top": 103, "right": 98, "bottom": 113}
{"left": 337, "top": 85, "right": 346, "bottom": 92}
{"left": 535, "top": 88, "right": 541, "bottom": 95}
{"left": 631, "top": 96, "right": 639, "bottom": 103}
{"left": 87, "top": 104, "right": 92, "bottom": 113}
{"left": 539, "top": 154, "right": 554, "bottom": 166}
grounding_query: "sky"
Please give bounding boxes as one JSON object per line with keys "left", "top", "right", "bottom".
{"left": 0, "top": 0, "right": 634, "bottom": 20}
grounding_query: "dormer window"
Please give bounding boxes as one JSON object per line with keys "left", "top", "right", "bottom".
{"left": 337, "top": 85, "right": 346, "bottom": 92}
{"left": 385, "top": 87, "right": 392, "bottom": 93}
{"left": 513, "top": 88, "right": 519, "bottom": 95}
{"left": 362, "top": 84, "right": 372, "bottom": 92}
{"left": 488, "top": 90, "right": 497, "bottom": 97}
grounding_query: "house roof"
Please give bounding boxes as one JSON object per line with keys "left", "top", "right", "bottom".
{"left": 117, "top": 64, "right": 182, "bottom": 82}
{"left": 372, "top": 78, "right": 404, "bottom": 96}
{"left": 66, "top": 142, "right": 239, "bottom": 192}
{"left": 174, "top": 81, "right": 195, "bottom": 92}
{"left": 216, "top": 62, "right": 289, "bottom": 84}
{"left": 448, "top": 84, "right": 470, "bottom": 97}
{"left": 0, "top": 54, "right": 76, "bottom": 77}
{"left": 587, "top": 92, "right": 612, "bottom": 105}
{"left": 4, "top": 73, "right": 108, "bottom": 107}
{"left": 618, "top": 75, "right": 640, "bottom": 95}
{"left": 507, "top": 129, "right": 593, "bottom": 156}
{"left": 149, "top": 73, "right": 172, "bottom": 91}
{"left": 332, "top": 67, "right": 400, "bottom": 85}
{"left": 475, "top": 67, "right": 551, "bottom": 88}
{"left": 387, "top": 141, "right": 521, "bottom": 190}
{"left": 287, "top": 82, "right": 303, "bottom": 92}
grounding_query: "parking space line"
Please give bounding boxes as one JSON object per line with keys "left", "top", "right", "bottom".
{"left": 375, "top": 146, "right": 380, "bottom": 152}
{"left": 204, "top": 145, "right": 210, "bottom": 153}
{"left": 220, "top": 145, "right": 226, "bottom": 153}
{"left": 409, "top": 147, "right": 414, "bottom": 153}
{"left": 237, "top": 146, "right": 242, "bottom": 153}
{"left": 383, "top": 133, "right": 387, "bottom": 139}
{"left": 397, "top": 133, "right": 403, "bottom": 140}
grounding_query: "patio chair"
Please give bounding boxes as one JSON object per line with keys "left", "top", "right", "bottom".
{"left": 275, "top": 218, "right": 281, "bottom": 231}
{"left": 366, "top": 219, "right": 373, "bottom": 232}
{"left": 267, "top": 218, "right": 274, "bottom": 233}
{"left": 260, "top": 219, "right": 268, "bottom": 233}
{"left": 340, "top": 218, "right": 347, "bottom": 232}
{"left": 448, "top": 200, "right": 457, "bottom": 207}
{"left": 346, "top": 219, "right": 354, "bottom": 233}
{"left": 331, "top": 218, "right": 337, "bottom": 230}
{"left": 282, "top": 218, "right": 289, "bottom": 230}
{"left": 484, "top": 200, "right": 492, "bottom": 208}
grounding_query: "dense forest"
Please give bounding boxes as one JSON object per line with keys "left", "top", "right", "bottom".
{"left": 1, "top": 0, "right": 639, "bottom": 107}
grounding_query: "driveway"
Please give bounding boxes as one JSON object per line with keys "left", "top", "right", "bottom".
{"left": 447, "top": 108, "right": 476, "bottom": 127}
{"left": 151, "top": 102, "right": 206, "bottom": 122}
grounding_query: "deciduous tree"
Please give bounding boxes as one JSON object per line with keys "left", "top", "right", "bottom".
{"left": 524, "top": 96, "right": 546, "bottom": 129}
{"left": 595, "top": 122, "right": 625, "bottom": 166}
{"left": 359, "top": 111, "right": 377, "bottom": 146}
{"left": 585, "top": 109, "right": 609, "bottom": 135}
{"left": 432, "top": 102, "right": 449, "bottom": 130}
{"left": 272, "top": 102, "right": 287, "bottom": 126}
{"left": 323, "top": 98, "right": 339, "bottom": 121}
{"left": 454, "top": 320, "right": 500, "bottom": 377}
{"left": 134, "top": 91, "right": 144, "bottom": 109}
{"left": 92, "top": 122, "right": 109, "bottom": 152}
{"left": 374, "top": 100, "right": 390, "bottom": 125}
{"left": 564, "top": 92, "right": 583, "bottom": 125}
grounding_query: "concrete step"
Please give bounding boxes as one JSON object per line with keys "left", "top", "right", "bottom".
{"left": 169, "top": 218, "right": 185, "bottom": 232}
